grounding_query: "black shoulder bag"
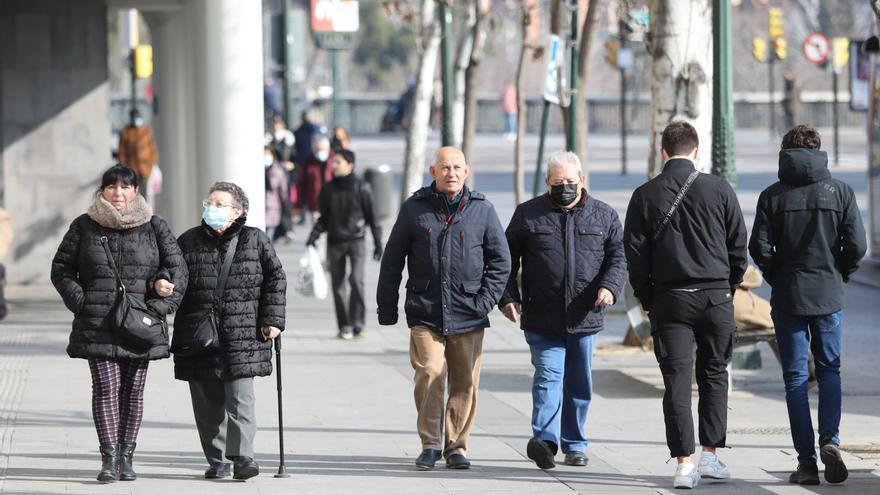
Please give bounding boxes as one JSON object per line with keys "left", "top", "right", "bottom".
{"left": 171, "top": 235, "right": 238, "bottom": 357}
{"left": 101, "top": 236, "right": 168, "bottom": 351}
{"left": 652, "top": 170, "right": 700, "bottom": 242}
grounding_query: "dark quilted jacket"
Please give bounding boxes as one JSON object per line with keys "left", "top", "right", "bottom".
{"left": 173, "top": 219, "right": 287, "bottom": 381}
{"left": 51, "top": 214, "right": 188, "bottom": 360}
{"left": 501, "top": 193, "right": 627, "bottom": 334}
{"left": 376, "top": 185, "right": 511, "bottom": 336}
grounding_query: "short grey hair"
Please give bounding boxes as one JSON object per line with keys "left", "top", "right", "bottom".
{"left": 311, "top": 133, "right": 330, "bottom": 147}
{"left": 209, "top": 181, "right": 249, "bottom": 216}
{"left": 546, "top": 151, "right": 583, "bottom": 178}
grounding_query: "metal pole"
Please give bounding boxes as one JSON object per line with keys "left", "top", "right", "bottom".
{"left": 282, "top": 0, "right": 295, "bottom": 127}
{"left": 130, "top": 49, "right": 137, "bottom": 116}
{"left": 567, "top": 0, "right": 578, "bottom": 153}
{"left": 833, "top": 68, "right": 840, "bottom": 166}
{"left": 331, "top": 49, "right": 338, "bottom": 128}
{"left": 439, "top": 1, "right": 455, "bottom": 146}
{"left": 711, "top": 0, "right": 736, "bottom": 187}
{"left": 769, "top": 55, "right": 775, "bottom": 138}
{"left": 533, "top": 100, "right": 551, "bottom": 197}
{"left": 619, "top": 31, "right": 627, "bottom": 175}
{"left": 273, "top": 336, "right": 290, "bottom": 478}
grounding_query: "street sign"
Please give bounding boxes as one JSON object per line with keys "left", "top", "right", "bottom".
{"left": 311, "top": 0, "right": 359, "bottom": 50}
{"left": 543, "top": 35, "right": 563, "bottom": 104}
{"left": 850, "top": 40, "right": 869, "bottom": 111}
{"left": 832, "top": 37, "right": 849, "bottom": 73}
{"left": 802, "top": 32, "right": 830, "bottom": 65}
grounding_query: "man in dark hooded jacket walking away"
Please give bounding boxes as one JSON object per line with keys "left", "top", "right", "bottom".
{"left": 750, "top": 125, "right": 867, "bottom": 486}
{"left": 377, "top": 146, "right": 511, "bottom": 471}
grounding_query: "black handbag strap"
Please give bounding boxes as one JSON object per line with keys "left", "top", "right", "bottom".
{"left": 100, "top": 236, "right": 126, "bottom": 294}
{"left": 213, "top": 235, "right": 239, "bottom": 304}
{"left": 652, "top": 169, "right": 700, "bottom": 243}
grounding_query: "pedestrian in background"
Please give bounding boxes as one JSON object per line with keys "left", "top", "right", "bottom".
{"left": 307, "top": 149, "right": 383, "bottom": 340}
{"left": 0, "top": 207, "right": 13, "bottom": 320}
{"left": 264, "top": 146, "right": 289, "bottom": 242}
{"left": 750, "top": 125, "right": 867, "bottom": 486}
{"left": 51, "top": 164, "right": 187, "bottom": 482}
{"left": 501, "top": 151, "right": 626, "bottom": 470}
{"left": 377, "top": 147, "right": 511, "bottom": 471}
{"left": 297, "top": 135, "right": 331, "bottom": 225}
{"left": 782, "top": 72, "right": 800, "bottom": 131}
{"left": 623, "top": 122, "right": 747, "bottom": 489}
{"left": 499, "top": 80, "right": 517, "bottom": 141}
{"left": 117, "top": 110, "right": 159, "bottom": 206}
{"left": 330, "top": 125, "right": 351, "bottom": 153}
{"left": 174, "top": 182, "right": 286, "bottom": 481}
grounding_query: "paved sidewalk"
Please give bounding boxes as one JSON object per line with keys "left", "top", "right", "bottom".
{"left": 0, "top": 236, "right": 878, "bottom": 495}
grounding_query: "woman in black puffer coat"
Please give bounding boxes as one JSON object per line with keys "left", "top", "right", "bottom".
{"left": 174, "top": 181, "right": 286, "bottom": 481}
{"left": 51, "top": 165, "right": 187, "bottom": 483}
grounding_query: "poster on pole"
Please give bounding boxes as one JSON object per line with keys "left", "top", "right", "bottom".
{"left": 311, "top": 0, "right": 359, "bottom": 49}
{"left": 850, "top": 40, "right": 870, "bottom": 112}
{"left": 543, "top": 35, "right": 563, "bottom": 104}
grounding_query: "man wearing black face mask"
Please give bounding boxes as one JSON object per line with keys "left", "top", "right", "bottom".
{"left": 500, "top": 151, "right": 627, "bottom": 470}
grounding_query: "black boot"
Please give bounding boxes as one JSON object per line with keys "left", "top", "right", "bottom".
{"left": 97, "top": 444, "right": 120, "bottom": 483}
{"left": 118, "top": 442, "right": 137, "bottom": 481}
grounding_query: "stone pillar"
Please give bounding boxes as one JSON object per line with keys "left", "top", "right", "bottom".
{"left": 192, "top": 0, "right": 266, "bottom": 228}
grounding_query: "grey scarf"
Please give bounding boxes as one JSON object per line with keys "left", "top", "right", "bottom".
{"left": 87, "top": 194, "right": 153, "bottom": 230}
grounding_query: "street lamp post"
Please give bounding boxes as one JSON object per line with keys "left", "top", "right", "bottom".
{"left": 712, "top": 0, "right": 736, "bottom": 188}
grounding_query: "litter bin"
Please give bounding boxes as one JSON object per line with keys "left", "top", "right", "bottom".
{"left": 363, "top": 165, "right": 392, "bottom": 221}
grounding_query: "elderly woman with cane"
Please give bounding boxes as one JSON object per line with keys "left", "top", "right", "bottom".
{"left": 51, "top": 164, "right": 187, "bottom": 482}
{"left": 173, "top": 181, "right": 287, "bottom": 480}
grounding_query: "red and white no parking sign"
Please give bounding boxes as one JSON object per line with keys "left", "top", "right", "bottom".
{"left": 802, "top": 32, "right": 830, "bottom": 65}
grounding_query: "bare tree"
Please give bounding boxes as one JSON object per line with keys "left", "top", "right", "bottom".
{"left": 646, "top": 0, "right": 712, "bottom": 177}
{"left": 400, "top": 0, "right": 441, "bottom": 203}
{"left": 873, "top": 1, "right": 880, "bottom": 33}
{"left": 453, "top": 0, "right": 477, "bottom": 150}
{"left": 574, "top": 0, "right": 600, "bottom": 189}
{"left": 514, "top": 0, "right": 540, "bottom": 205}
{"left": 462, "top": 0, "right": 488, "bottom": 187}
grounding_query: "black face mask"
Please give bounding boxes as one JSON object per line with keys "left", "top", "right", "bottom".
{"left": 549, "top": 183, "right": 579, "bottom": 205}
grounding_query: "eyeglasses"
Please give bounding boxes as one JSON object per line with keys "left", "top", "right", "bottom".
{"left": 202, "top": 199, "right": 237, "bottom": 209}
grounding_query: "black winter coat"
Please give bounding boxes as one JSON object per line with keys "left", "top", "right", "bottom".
{"left": 749, "top": 148, "right": 867, "bottom": 316}
{"left": 376, "top": 185, "right": 511, "bottom": 335}
{"left": 501, "top": 192, "right": 627, "bottom": 335}
{"left": 51, "top": 214, "right": 188, "bottom": 360}
{"left": 307, "top": 173, "right": 383, "bottom": 246}
{"left": 174, "top": 219, "right": 287, "bottom": 381}
{"left": 623, "top": 159, "right": 748, "bottom": 310}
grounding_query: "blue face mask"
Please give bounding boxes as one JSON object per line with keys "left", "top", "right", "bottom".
{"left": 315, "top": 150, "right": 329, "bottom": 162}
{"left": 202, "top": 207, "right": 230, "bottom": 230}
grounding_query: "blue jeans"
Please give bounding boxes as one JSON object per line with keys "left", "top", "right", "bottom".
{"left": 524, "top": 330, "right": 595, "bottom": 454}
{"left": 772, "top": 309, "right": 843, "bottom": 463}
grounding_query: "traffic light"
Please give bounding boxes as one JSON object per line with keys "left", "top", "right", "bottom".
{"left": 752, "top": 38, "right": 767, "bottom": 62}
{"left": 133, "top": 45, "right": 153, "bottom": 78}
{"left": 604, "top": 39, "right": 620, "bottom": 67}
{"left": 768, "top": 8, "right": 783, "bottom": 39}
{"left": 773, "top": 38, "right": 787, "bottom": 60}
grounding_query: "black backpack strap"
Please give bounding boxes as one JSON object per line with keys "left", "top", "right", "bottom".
{"left": 100, "top": 235, "right": 126, "bottom": 294}
{"left": 652, "top": 169, "right": 700, "bottom": 243}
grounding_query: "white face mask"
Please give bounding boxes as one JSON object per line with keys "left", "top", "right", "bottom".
{"left": 133, "top": 117, "right": 144, "bottom": 127}
{"left": 315, "top": 150, "right": 329, "bottom": 162}
{"left": 274, "top": 130, "right": 285, "bottom": 140}
{"left": 264, "top": 155, "right": 274, "bottom": 168}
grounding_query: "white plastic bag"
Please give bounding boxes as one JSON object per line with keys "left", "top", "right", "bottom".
{"left": 298, "top": 246, "right": 328, "bottom": 300}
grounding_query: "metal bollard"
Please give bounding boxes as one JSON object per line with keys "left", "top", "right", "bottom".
{"left": 363, "top": 165, "right": 392, "bottom": 222}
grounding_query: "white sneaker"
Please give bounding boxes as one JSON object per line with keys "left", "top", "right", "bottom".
{"left": 698, "top": 454, "right": 730, "bottom": 480}
{"left": 673, "top": 462, "right": 700, "bottom": 489}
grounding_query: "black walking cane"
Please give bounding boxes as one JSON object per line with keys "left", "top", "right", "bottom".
{"left": 274, "top": 335, "right": 290, "bottom": 478}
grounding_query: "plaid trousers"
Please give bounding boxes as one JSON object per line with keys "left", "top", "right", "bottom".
{"left": 87, "top": 357, "right": 149, "bottom": 445}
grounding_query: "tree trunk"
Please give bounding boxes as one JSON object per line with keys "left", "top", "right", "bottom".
{"left": 550, "top": 0, "right": 570, "bottom": 148}
{"left": 401, "top": 0, "right": 441, "bottom": 203}
{"left": 514, "top": 1, "right": 536, "bottom": 205}
{"left": 453, "top": 0, "right": 476, "bottom": 150}
{"left": 871, "top": 0, "right": 880, "bottom": 32}
{"left": 647, "top": 0, "right": 712, "bottom": 177}
{"left": 574, "top": 0, "right": 599, "bottom": 190}
{"left": 462, "top": 0, "right": 486, "bottom": 187}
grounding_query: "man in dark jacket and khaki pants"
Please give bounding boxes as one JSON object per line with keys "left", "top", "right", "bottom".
{"left": 501, "top": 151, "right": 627, "bottom": 470}
{"left": 624, "top": 122, "right": 748, "bottom": 489}
{"left": 750, "top": 125, "right": 866, "bottom": 486}
{"left": 377, "top": 147, "right": 511, "bottom": 471}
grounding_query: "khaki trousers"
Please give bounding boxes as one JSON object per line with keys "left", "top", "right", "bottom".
{"left": 409, "top": 325, "right": 484, "bottom": 457}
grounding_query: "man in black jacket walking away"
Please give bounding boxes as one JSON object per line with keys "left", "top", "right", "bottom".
{"left": 501, "top": 151, "right": 627, "bottom": 470}
{"left": 377, "top": 147, "right": 511, "bottom": 471}
{"left": 307, "top": 149, "right": 383, "bottom": 340}
{"left": 750, "top": 125, "right": 866, "bottom": 486}
{"left": 623, "top": 122, "right": 748, "bottom": 489}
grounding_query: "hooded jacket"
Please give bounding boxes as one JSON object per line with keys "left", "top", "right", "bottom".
{"left": 749, "top": 148, "right": 867, "bottom": 316}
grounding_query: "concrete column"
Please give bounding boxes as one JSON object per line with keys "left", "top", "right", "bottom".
{"left": 193, "top": 0, "right": 266, "bottom": 228}
{"left": 144, "top": 9, "right": 200, "bottom": 235}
